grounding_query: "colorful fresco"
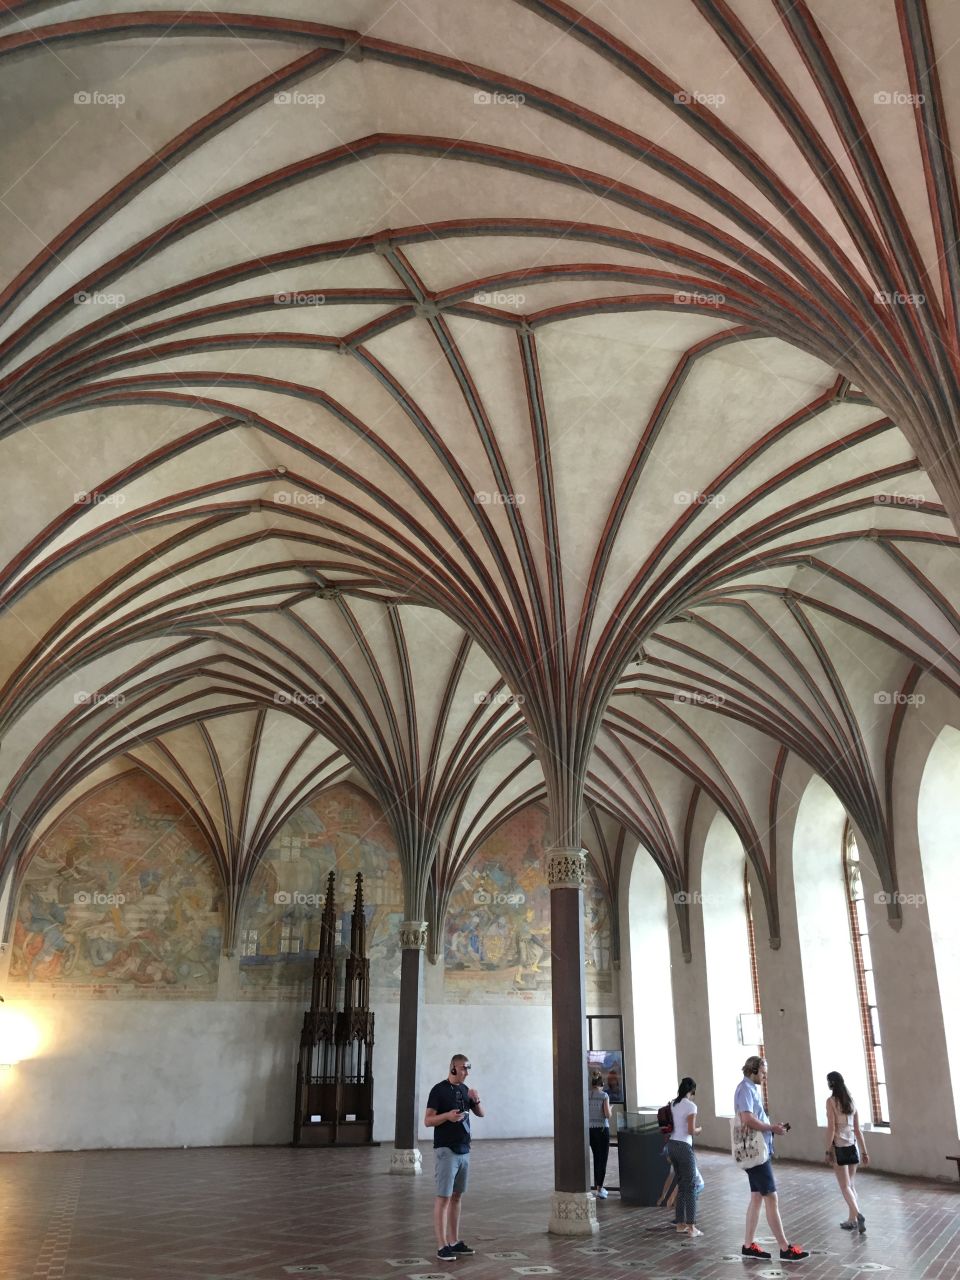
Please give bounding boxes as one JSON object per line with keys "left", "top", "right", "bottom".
{"left": 9, "top": 772, "right": 223, "bottom": 998}
{"left": 238, "top": 784, "right": 403, "bottom": 1001}
{"left": 584, "top": 879, "right": 614, "bottom": 999}
{"left": 442, "top": 807, "right": 614, "bottom": 1005}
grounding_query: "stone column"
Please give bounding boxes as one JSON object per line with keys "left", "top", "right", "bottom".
{"left": 389, "top": 919, "right": 428, "bottom": 1174}
{"left": 547, "top": 848, "right": 598, "bottom": 1235}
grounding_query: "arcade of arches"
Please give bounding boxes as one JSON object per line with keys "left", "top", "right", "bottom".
{"left": 2, "top": 0, "right": 960, "bottom": 1244}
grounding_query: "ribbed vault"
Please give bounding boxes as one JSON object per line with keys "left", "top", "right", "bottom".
{"left": 2, "top": 0, "right": 959, "bottom": 957}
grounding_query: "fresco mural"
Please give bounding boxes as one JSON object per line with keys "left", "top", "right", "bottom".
{"left": 238, "top": 784, "right": 403, "bottom": 1001}
{"left": 442, "top": 806, "right": 614, "bottom": 1005}
{"left": 9, "top": 771, "right": 223, "bottom": 998}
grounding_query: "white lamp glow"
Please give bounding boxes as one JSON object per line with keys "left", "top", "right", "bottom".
{"left": 0, "top": 997, "right": 40, "bottom": 1068}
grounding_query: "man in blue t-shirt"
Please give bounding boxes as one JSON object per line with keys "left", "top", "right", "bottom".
{"left": 425, "top": 1054, "right": 486, "bottom": 1262}
{"left": 735, "top": 1056, "right": 808, "bottom": 1262}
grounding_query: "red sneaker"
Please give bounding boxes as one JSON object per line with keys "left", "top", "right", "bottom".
{"left": 780, "top": 1244, "right": 810, "bottom": 1261}
{"left": 741, "top": 1243, "right": 772, "bottom": 1259}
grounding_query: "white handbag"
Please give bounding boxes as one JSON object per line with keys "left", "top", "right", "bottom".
{"left": 732, "top": 1120, "right": 768, "bottom": 1169}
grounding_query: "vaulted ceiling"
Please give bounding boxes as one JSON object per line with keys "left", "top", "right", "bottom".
{"left": 2, "top": 0, "right": 958, "bottom": 934}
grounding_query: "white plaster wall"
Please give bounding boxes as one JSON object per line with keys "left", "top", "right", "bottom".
{"left": 869, "top": 686, "right": 960, "bottom": 1173}
{"left": 415, "top": 1002, "right": 554, "bottom": 1141}
{"left": 0, "top": 937, "right": 560, "bottom": 1151}
{"left": 666, "top": 797, "right": 724, "bottom": 1149}
{"left": 0, "top": 996, "right": 304, "bottom": 1150}
{"left": 749, "top": 755, "right": 827, "bottom": 1168}
{"left": 0, "top": 990, "right": 557, "bottom": 1151}
{"left": 753, "top": 743, "right": 960, "bottom": 1180}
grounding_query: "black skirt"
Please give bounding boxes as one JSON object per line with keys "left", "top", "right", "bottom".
{"left": 834, "top": 1143, "right": 860, "bottom": 1166}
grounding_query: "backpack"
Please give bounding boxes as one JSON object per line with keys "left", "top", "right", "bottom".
{"left": 657, "top": 1101, "right": 673, "bottom": 1134}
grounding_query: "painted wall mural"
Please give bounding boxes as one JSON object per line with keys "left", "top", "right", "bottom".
{"left": 442, "top": 806, "right": 614, "bottom": 1005}
{"left": 9, "top": 771, "right": 223, "bottom": 998}
{"left": 238, "top": 784, "right": 403, "bottom": 1001}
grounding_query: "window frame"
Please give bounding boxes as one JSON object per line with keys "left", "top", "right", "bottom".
{"left": 743, "top": 867, "right": 768, "bottom": 1111}
{"left": 842, "top": 821, "right": 888, "bottom": 1126}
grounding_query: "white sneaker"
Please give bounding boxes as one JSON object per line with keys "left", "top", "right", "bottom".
{"left": 596, "top": 1188, "right": 608, "bottom": 1199}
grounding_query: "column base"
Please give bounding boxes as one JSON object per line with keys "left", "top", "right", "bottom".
{"left": 389, "top": 1147, "right": 423, "bottom": 1175}
{"left": 548, "top": 1190, "right": 599, "bottom": 1235}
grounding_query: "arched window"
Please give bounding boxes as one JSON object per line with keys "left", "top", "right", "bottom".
{"left": 702, "top": 814, "right": 759, "bottom": 1113}
{"left": 842, "top": 824, "right": 888, "bottom": 1126}
{"left": 917, "top": 727, "right": 960, "bottom": 1131}
{"left": 623, "top": 844, "right": 677, "bottom": 1104}
{"left": 793, "top": 775, "right": 869, "bottom": 1126}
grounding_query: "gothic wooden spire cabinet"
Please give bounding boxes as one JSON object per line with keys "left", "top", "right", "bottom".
{"left": 292, "top": 870, "right": 376, "bottom": 1145}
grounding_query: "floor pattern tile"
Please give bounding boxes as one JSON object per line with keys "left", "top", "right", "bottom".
{"left": 0, "top": 1141, "right": 956, "bottom": 1279}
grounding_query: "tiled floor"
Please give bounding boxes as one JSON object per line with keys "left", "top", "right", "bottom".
{"left": 0, "top": 1140, "right": 956, "bottom": 1279}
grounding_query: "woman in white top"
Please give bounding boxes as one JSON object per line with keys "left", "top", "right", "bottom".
{"left": 588, "top": 1070, "right": 613, "bottom": 1198}
{"left": 667, "top": 1076, "right": 703, "bottom": 1237}
{"left": 824, "top": 1070, "right": 869, "bottom": 1232}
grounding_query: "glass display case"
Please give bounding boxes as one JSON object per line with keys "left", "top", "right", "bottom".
{"left": 620, "top": 1109, "right": 662, "bottom": 1131}
{"left": 617, "top": 1110, "right": 671, "bottom": 1204}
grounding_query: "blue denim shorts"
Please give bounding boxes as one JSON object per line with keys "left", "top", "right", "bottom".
{"left": 435, "top": 1147, "right": 470, "bottom": 1196}
{"left": 745, "top": 1159, "right": 776, "bottom": 1195}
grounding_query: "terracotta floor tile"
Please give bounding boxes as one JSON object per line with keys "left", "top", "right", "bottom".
{"left": 0, "top": 1141, "right": 956, "bottom": 1279}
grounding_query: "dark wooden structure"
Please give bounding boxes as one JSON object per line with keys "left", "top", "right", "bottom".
{"left": 293, "top": 870, "right": 376, "bottom": 1145}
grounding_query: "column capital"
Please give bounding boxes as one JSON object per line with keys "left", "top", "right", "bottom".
{"left": 399, "top": 919, "right": 429, "bottom": 950}
{"left": 547, "top": 847, "right": 587, "bottom": 889}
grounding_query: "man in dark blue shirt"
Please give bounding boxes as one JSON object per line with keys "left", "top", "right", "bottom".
{"left": 425, "top": 1054, "right": 486, "bottom": 1262}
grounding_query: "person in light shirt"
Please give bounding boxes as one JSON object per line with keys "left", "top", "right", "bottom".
{"left": 588, "top": 1070, "right": 612, "bottom": 1198}
{"left": 735, "top": 1056, "right": 809, "bottom": 1262}
{"left": 824, "top": 1070, "right": 868, "bottom": 1232}
{"left": 666, "top": 1076, "right": 703, "bottom": 1237}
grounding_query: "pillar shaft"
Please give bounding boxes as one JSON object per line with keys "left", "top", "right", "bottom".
{"left": 549, "top": 853, "right": 589, "bottom": 1192}
{"left": 393, "top": 921, "right": 427, "bottom": 1152}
